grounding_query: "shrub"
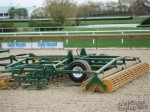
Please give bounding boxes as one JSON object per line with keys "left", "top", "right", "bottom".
{"left": 141, "top": 17, "right": 150, "bottom": 25}
{"left": 28, "top": 20, "right": 42, "bottom": 27}
{"left": 28, "top": 20, "right": 63, "bottom": 31}
{"left": 79, "top": 16, "right": 133, "bottom": 21}
{"left": 0, "top": 23, "right": 16, "bottom": 32}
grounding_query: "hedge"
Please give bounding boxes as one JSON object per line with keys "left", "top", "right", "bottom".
{"left": 141, "top": 17, "right": 150, "bottom": 25}
{"left": 28, "top": 20, "right": 64, "bottom": 31}
{"left": 0, "top": 23, "right": 16, "bottom": 32}
{"left": 79, "top": 16, "right": 133, "bottom": 21}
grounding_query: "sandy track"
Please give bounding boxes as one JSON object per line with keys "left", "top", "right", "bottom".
{"left": 0, "top": 49, "right": 150, "bottom": 112}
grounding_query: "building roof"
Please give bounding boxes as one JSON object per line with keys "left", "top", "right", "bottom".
{"left": 0, "top": 6, "right": 11, "bottom": 13}
{"left": 0, "top": 6, "right": 36, "bottom": 14}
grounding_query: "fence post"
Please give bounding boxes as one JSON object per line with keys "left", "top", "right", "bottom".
{"left": 63, "top": 37, "right": 65, "bottom": 50}
{"left": 30, "top": 37, "right": 33, "bottom": 49}
{"left": 40, "top": 33, "right": 42, "bottom": 36}
{"left": 57, "top": 27, "right": 59, "bottom": 32}
{"left": 130, "top": 36, "right": 133, "bottom": 49}
{"left": 96, "top": 37, "right": 98, "bottom": 49}
{"left": 0, "top": 38, "right": 2, "bottom": 49}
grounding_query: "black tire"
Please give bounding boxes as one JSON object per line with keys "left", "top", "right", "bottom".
{"left": 68, "top": 60, "right": 91, "bottom": 83}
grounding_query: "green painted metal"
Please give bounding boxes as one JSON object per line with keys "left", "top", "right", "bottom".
{"left": 0, "top": 48, "right": 141, "bottom": 90}
{"left": 80, "top": 48, "right": 87, "bottom": 56}
{"left": 96, "top": 56, "right": 125, "bottom": 74}
{"left": 84, "top": 56, "right": 125, "bottom": 91}
{"left": 85, "top": 75, "right": 107, "bottom": 91}
{"left": 0, "top": 49, "right": 16, "bottom": 67}
{"left": 0, "top": 49, "right": 9, "bottom": 53}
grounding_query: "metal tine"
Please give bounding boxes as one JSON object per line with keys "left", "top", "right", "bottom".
{"left": 56, "top": 76, "right": 59, "bottom": 86}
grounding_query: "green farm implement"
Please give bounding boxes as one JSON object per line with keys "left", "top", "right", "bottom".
{"left": 0, "top": 48, "right": 149, "bottom": 92}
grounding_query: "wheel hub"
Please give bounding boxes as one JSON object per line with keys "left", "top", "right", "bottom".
{"left": 72, "top": 66, "right": 83, "bottom": 78}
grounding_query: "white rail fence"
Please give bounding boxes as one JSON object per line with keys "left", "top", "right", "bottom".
{"left": 0, "top": 30, "right": 150, "bottom": 36}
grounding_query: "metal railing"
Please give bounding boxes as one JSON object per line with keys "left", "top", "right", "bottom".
{"left": 0, "top": 30, "right": 150, "bottom": 37}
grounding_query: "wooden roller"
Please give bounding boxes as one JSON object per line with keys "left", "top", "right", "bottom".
{"left": 100, "top": 62, "right": 149, "bottom": 93}
{"left": 82, "top": 62, "right": 149, "bottom": 93}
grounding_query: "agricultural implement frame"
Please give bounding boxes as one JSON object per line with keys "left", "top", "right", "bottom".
{"left": 0, "top": 48, "right": 149, "bottom": 92}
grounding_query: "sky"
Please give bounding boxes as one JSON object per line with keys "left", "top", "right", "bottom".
{"left": 0, "top": 0, "right": 118, "bottom": 7}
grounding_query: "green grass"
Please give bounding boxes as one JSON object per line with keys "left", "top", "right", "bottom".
{"left": 62, "top": 27, "right": 150, "bottom": 31}
{"left": 80, "top": 17, "right": 147, "bottom": 25}
{"left": 64, "top": 38, "right": 150, "bottom": 48}
{"left": 1, "top": 27, "right": 150, "bottom": 37}
{"left": 0, "top": 17, "right": 150, "bottom": 48}
{"left": 0, "top": 17, "right": 147, "bottom": 28}
{"left": 13, "top": 22, "right": 29, "bottom": 27}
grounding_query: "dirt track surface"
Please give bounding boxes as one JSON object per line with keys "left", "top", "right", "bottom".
{"left": 0, "top": 49, "right": 150, "bottom": 112}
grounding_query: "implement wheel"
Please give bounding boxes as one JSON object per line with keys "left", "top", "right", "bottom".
{"left": 68, "top": 60, "right": 91, "bottom": 83}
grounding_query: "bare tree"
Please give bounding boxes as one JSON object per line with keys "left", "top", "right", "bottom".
{"left": 142, "top": 0, "right": 150, "bottom": 12}
{"left": 130, "top": 0, "right": 150, "bottom": 15}
{"left": 45, "top": 0, "right": 77, "bottom": 25}
{"left": 106, "top": 1, "right": 117, "bottom": 14}
{"left": 30, "top": 7, "right": 48, "bottom": 19}
{"left": 77, "top": 3, "right": 90, "bottom": 22}
{"left": 87, "top": 1, "right": 104, "bottom": 16}
{"left": 143, "top": 0, "right": 150, "bottom": 7}
{"left": 119, "top": 0, "right": 134, "bottom": 6}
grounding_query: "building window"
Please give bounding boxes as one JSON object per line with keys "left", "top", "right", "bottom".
{"left": 0, "top": 13, "right": 3, "bottom": 17}
{"left": 4, "top": 13, "right": 9, "bottom": 16}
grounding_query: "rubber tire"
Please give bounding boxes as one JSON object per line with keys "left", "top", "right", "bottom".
{"left": 68, "top": 60, "right": 91, "bottom": 83}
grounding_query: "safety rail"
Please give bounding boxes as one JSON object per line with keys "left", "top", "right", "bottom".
{"left": 0, "top": 30, "right": 150, "bottom": 36}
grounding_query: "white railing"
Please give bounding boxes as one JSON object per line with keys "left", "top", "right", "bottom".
{"left": 0, "top": 30, "right": 150, "bottom": 36}
{"left": 0, "top": 24, "right": 140, "bottom": 33}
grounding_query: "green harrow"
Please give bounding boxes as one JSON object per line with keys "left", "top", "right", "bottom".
{"left": 0, "top": 48, "right": 149, "bottom": 92}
